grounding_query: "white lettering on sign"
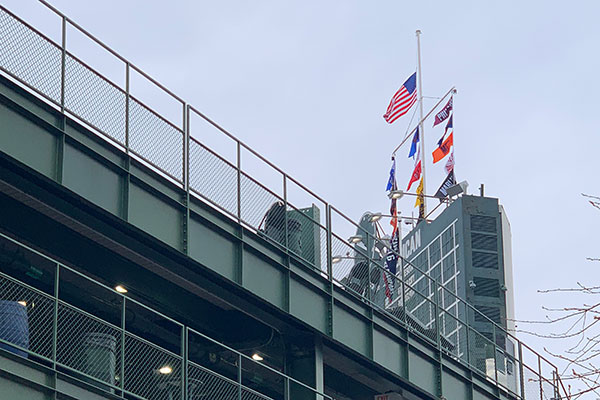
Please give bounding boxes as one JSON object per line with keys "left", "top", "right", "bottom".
{"left": 401, "top": 229, "right": 421, "bottom": 259}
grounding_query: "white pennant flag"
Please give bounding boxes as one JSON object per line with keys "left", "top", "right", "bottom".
{"left": 445, "top": 149, "right": 455, "bottom": 174}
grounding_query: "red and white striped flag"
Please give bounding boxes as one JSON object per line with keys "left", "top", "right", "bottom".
{"left": 383, "top": 72, "right": 418, "bottom": 124}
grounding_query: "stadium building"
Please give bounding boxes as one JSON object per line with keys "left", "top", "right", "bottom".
{"left": 0, "top": 2, "right": 564, "bottom": 400}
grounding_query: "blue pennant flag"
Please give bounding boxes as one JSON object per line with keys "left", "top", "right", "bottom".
{"left": 386, "top": 157, "right": 397, "bottom": 191}
{"left": 408, "top": 127, "right": 420, "bottom": 158}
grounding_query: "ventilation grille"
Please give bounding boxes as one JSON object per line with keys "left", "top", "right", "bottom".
{"left": 471, "top": 233, "right": 497, "bottom": 252}
{"left": 471, "top": 215, "right": 496, "bottom": 233}
{"left": 474, "top": 306, "right": 501, "bottom": 324}
{"left": 472, "top": 251, "right": 498, "bottom": 269}
{"left": 473, "top": 277, "right": 500, "bottom": 297}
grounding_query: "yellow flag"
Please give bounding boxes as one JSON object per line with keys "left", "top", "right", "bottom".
{"left": 414, "top": 177, "right": 424, "bottom": 207}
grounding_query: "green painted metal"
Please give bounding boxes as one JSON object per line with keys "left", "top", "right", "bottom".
{"left": 0, "top": 3, "right": 568, "bottom": 399}
{"left": 0, "top": 231, "right": 331, "bottom": 400}
{"left": 0, "top": 103, "right": 57, "bottom": 179}
{"left": 0, "top": 75, "right": 555, "bottom": 400}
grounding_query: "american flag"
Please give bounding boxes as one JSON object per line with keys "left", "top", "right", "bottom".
{"left": 383, "top": 72, "right": 418, "bottom": 124}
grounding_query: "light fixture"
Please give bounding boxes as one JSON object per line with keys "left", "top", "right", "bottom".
{"left": 446, "top": 181, "right": 469, "bottom": 197}
{"left": 331, "top": 255, "right": 343, "bottom": 264}
{"left": 368, "top": 212, "right": 383, "bottom": 223}
{"left": 348, "top": 235, "right": 363, "bottom": 244}
{"left": 115, "top": 285, "right": 128, "bottom": 294}
{"left": 17, "top": 300, "right": 27, "bottom": 307}
{"left": 469, "top": 280, "right": 476, "bottom": 289}
{"left": 158, "top": 366, "right": 173, "bottom": 375}
{"left": 251, "top": 353, "right": 264, "bottom": 361}
{"left": 388, "top": 190, "right": 404, "bottom": 200}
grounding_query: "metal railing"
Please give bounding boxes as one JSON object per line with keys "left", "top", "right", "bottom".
{"left": 0, "top": 2, "right": 566, "bottom": 399}
{"left": 0, "top": 231, "right": 331, "bottom": 400}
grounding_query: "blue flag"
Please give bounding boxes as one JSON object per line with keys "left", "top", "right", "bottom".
{"left": 408, "top": 127, "right": 420, "bottom": 158}
{"left": 386, "top": 157, "right": 397, "bottom": 191}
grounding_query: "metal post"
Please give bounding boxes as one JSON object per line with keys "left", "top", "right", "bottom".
{"left": 237, "top": 354, "right": 242, "bottom": 400}
{"left": 518, "top": 341, "right": 525, "bottom": 400}
{"left": 121, "top": 297, "right": 126, "bottom": 393}
{"left": 182, "top": 104, "right": 190, "bottom": 255}
{"left": 493, "top": 325, "right": 499, "bottom": 386}
{"left": 325, "top": 205, "right": 333, "bottom": 281}
{"left": 125, "top": 63, "right": 130, "bottom": 152}
{"left": 538, "top": 355, "right": 543, "bottom": 400}
{"left": 433, "top": 281, "right": 443, "bottom": 398}
{"left": 52, "top": 263, "right": 60, "bottom": 368}
{"left": 60, "top": 17, "right": 66, "bottom": 113}
{"left": 415, "top": 30, "right": 427, "bottom": 215}
{"left": 283, "top": 174, "right": 288, "bottom": 250}
{"left": 182, "top": 327, "right": 187, "bottom": 400}
{"left": 284, "top": 377, "right": 290, "bottom": 400}
{"left": 236, "top": 142, "right": 242, "bottom": 224}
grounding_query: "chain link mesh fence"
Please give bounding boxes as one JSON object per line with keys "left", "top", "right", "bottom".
{"left": 523, "top": 365, "right": 542, "bottom": 400}
{"left": 188, "top": 362, "right": 240, "bottom": 399}
{"left": 0, "top": 8, "right": 61, "bottom": 103}
{"left": 189, "top": 138, "right": 238, "bottom": 217}
{"left": 240, "top": 172, "right": 285, "bottom": 244}
{"left": 129, "top": 97, "right": 183, "bottom": 182}
{"left": 124, "top": 332, "right": 183, "bottom": 400}
{"left": 57, "top": 302, "right": 121, "bottom": 389}
{"left": 0, "top": 275, "right": 54, "bottom": 360}
{"left": 64, "top": 53, "right": 126, "bottom": 145}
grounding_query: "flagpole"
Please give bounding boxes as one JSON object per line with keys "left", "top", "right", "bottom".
{"left": 416, "top": 29, "right": 427, "bottom": 216}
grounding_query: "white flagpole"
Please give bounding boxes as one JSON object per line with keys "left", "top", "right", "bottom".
{"left": 416, "top": 30, "right": 427, "bottom": 216}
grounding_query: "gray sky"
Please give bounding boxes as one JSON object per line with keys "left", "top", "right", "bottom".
{"left": 5, "top": 0, "right": 600, "bottom": 393}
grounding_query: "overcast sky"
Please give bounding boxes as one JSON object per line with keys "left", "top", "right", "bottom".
{"left": 5, "top": 0, "right": 600, "bottom": 392}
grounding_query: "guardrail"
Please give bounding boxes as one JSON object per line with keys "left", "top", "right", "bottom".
{"left": 0, "top": 2, "right": 566, "bottom": 399}
{"left": 0, "top": 231, "right": 331, "bottom": 400}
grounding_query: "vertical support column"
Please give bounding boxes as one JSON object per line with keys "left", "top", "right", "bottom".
{"left": 286, "top": 335, "right": 324, "bottom": 400}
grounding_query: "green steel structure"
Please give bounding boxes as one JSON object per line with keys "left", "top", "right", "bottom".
{"left": 0, "top": 2, "right": 567, "bottom": 400}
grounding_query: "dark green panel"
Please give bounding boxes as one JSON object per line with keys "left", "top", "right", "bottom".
{"left": 128, "top": 183, "right": 182, "bottom": 249}
{"left": 242, "top": 250, "right": 285, "bottom": 309}
{"left": 0, "top": 103, "right": 56, "bottom": 179}
{"left": 64, "top": 121, "right": 127, "bottom": 168}
{"left": 333, "top": 304, "right": 369, "bottom": 356}
{"left": 63, "top": 143, "right": 122, "bottom": 215}
{"left": 0, "top": 378, "right": 48, "bottom": 400}
{"left": 189, "top": 215, "right": 238, "bottom": 281}
{"left": 442, "top": 369, "right": 469, "bottom": 400}
{"left": 373, "top": 329, "right": 402, "bottom": 375}
{"left": 408, "top": 350, "right": 437, "bottom": 396}
{"left": 289, "top": 277, "right": 328, "bottom": 333}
